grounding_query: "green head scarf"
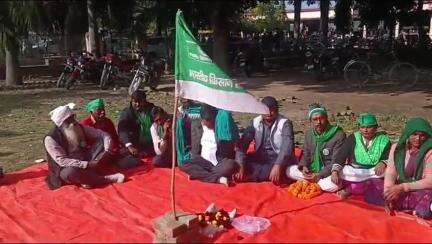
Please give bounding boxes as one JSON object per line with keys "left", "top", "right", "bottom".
{"left": 394, "top": 117, "right": 432, "bottom": 183}
{"left": 358, "top": 113, "right": 378, "bottom": 127}
{"left": 86, "top": 98, "right": 105, "bottom": 113}
{"left": 308, "top": 104, "right": 328, "bottom": 120}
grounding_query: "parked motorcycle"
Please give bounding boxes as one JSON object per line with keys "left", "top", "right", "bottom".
{"left": 77, "top": 52, "right": 103, "bottom": 82}
{"left": 99, "top": 53, "right": 137, "bottom": 89}
{"left": 57, "top": 55, "right": 80, "bottom": 89}
{"left": 128, "top": 53, "right": 165, "bottom": 94}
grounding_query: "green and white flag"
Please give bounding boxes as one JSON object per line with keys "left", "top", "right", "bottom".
{"left": 175, "top": 10, "right": 269, "bottom": 114}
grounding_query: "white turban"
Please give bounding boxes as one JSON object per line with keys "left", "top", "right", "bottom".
{"left": 49, "top": 103, "right": 76, "bottom": 127}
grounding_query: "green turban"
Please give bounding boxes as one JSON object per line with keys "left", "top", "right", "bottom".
{"left": 86, "top": 98, "right": 105, "bottom": 113}
{"left": 357, "top": 112, "right": 378, "bottom": 127}
{"left": 308, "top": 104, "right": 327, "bottom": 120}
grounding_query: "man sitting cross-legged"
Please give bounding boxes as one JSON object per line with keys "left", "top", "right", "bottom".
{"left": 235, "top": 96, "right": 295, "bottom": 185}
{"left": 287, "top": 103, "right": 346, "bottom": 192}
{"left": 80, "top": 98, "right": 140, "bottom": 169}
{"left": 180, "top": 104, "right": 239, "bottom": 186}
{"left": 118, "top": 90, "right": 156, "bottom": 159}
{"left": 44, "top": 103, "right": 124, "bottom": 190}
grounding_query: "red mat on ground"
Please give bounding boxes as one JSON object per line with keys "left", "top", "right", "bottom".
{"left": 1, "top": 162, "right": 431, "bottom": 242}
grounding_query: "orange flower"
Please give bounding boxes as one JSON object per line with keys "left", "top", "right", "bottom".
{"left": 288, "top": 181, "right": 322, "bottom": 199}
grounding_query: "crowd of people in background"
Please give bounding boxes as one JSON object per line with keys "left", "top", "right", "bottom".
{"left": 36, "top": 89, "right": 432, "bottom": 220}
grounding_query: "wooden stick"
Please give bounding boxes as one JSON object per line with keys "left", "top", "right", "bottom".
{"left": 170, "top": 93, "right": 179, "bottom": 220}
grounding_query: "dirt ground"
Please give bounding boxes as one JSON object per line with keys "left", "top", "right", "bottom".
{"left": 1, "top": 69, "right": 431, "bottom": 172}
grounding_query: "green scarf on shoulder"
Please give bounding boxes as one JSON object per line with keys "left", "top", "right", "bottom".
{"left": 176, "top": 117, "right": 190, "bottom": 166}
{"left": 354, "top": 131, "right": 390, "bottom": 168}
{"left": 310, "top": 124, "right": 342, "bottom": 173}
{"left": 394, "top": 118, "right": 432, "bottom": 183}
{"left": 176, "top": 105, "right": 201, "bottom": 166}
{"left": 215, "top": 110, "right": 239, "bottom": 141}
{"left": 134, "top": 109, "right": 152, "bottom": 146}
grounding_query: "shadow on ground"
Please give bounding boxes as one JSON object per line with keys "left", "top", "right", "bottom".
{"left": 230, "top": 68, "right": 432, "bottom": 96}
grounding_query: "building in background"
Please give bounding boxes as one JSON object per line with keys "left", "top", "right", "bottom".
{"left": 285, "top": 1, "right": 337, "bottom": 35}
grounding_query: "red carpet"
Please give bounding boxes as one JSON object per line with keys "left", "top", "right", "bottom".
{"left": 0, "top": 161, "right": 431, "bottom": 242}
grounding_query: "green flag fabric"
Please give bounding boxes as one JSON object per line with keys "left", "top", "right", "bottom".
{"left": 175, "top": 10, "right": 268, "bottom": 114}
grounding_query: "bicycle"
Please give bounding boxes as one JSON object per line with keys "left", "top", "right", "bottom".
{"left": 343, "top": 49, "right": 418, "bottom": 88}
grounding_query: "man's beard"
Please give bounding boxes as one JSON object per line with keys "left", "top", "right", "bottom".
{"left": 61, "top": 123, "right": 86, "bottom": 152}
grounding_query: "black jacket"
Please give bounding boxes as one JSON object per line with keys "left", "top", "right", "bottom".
{"left": 45, "top": 127, "right": 68, "bottom": 190}
{"left": 118, "top": 103, "right": 155, "bottom": 151}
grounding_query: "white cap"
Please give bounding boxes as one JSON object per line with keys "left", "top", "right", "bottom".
{"left": 49, "top": 103, "right": 76, "bottom": 127}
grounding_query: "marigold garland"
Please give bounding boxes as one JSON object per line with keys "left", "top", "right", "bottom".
{"left": 288, "top": 180, "right": 322, "bottom": 199}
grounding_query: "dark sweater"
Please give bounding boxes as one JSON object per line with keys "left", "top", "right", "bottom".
{"left": 45, "top": 127, "right": 67, "bottom": 190}
{"left": 117, "top": 103, "right": 155, "bottom": 151}
{"left": 299, "top": 128, "right": 346, "bottom": 179}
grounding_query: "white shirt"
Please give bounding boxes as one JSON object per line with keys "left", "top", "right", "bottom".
{"left": 363, "top": 136, "right": 374, "bottom": 149}
{"left": 200, "top": 125, "right": 218, "bottom": 166}
{"left": 150, "top": 123, "right": 166, "bottom": 155}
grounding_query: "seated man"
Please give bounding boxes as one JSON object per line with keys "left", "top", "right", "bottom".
{"left": 364, "top": 118, "right": 432, "bottom": 219}
{"left": 80, "top": 98, "right": 140, "bottom": 169}
{"left": 118, "top": 90, "right": 155, "bottom": 159}
{"left": 150, "top": 107, "right": 172, "bottom": 168}
{"left": 45, "top": 104, "right": 124, "bottom": 190}
{"left": 236, "top": 96, "right": 295, "bottom": 184}
{"left": 180, "top": 105, "right": 239, "bottom": 186}
{"left": 287, "top": 104, "right": 345, "bottom": 192}
{"left": 333, "top": 113, "right": 391, "bottom": 198}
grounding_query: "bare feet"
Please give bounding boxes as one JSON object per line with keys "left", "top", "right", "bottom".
{"left": 104, "top": 173, "right": 125, "bottom": 183}
{"left": 337, "top": 189, "right": 351, "bottom": 199}
{"left": 218, "top": 177, "right": 229, "bottom": 187}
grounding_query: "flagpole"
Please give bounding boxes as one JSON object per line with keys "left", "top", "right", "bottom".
{"left": 170, "top": 87, "right": 179, "bottom": 221}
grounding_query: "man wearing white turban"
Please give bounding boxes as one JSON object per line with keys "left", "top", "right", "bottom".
{"left": 44, "top": 103, "right": 125, "bottom": 189}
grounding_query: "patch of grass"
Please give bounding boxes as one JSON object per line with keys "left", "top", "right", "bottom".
{"left": 332, "top": 114, "right": 407, "bottom": 142}
{"left": 0, "top": 86, "right": 417, "bottom": 173}
{"left": 0, "top": 88, "right": 176, "bottom": 173}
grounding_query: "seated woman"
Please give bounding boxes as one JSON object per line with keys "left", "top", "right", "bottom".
{"left": 365, "top": 117, "right": 432, "bottom": 219}
{"left": 333, "top": 113, "right": 391, "bottom": 198}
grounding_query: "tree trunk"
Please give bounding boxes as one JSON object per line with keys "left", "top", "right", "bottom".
{"left": 5, "top": 40, "right": 22, "bottom": 86}
{"left": 320, "top": 0, "right": 330, "bottom": 43}
{"left": 417, "top": 0, "right": 426, "bottom": 47}
{"left": 87, "top": 0, "right": 100, "bottom": 57}
{"left": 210, "top": 3, "right": 229, "bottom": 74}
{"left": 293, "top": 0, "right": 301, "bottom": 39}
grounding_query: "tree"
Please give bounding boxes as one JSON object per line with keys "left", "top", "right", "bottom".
{"left": 207, "top": 0, "right": 260, "bottom": 73}
{"left": 38, "top": 0, "right": 87, "bottom": 55}
{"left": 0, "top": 1, "right": 39, "bottom": 86}
{"left": 293, "top": 0, "right": 301, "bottom": 38}
{"left": 87, "top": 0, "right": 99, "bottom": 57}
{"left": 287, "top": 0, "right": 316, "bottom": 39}
{"left": 335, "top": 0, "right": 353, "bottom": 34}
{"left": 246, "top": 1, "right": 288, "bottom": 31}
{"left": 320, "top": 0, "right": 330, "bottom": 42}
{"left": 355, "top": 0, "right": 416, "bottom": 37}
